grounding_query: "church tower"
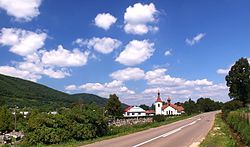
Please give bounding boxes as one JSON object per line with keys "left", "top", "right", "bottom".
{"left": 155, "top": 90, "right": 163, "bottom": 115}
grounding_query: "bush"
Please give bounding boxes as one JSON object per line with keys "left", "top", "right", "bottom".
{"left": 23, "top": 104, "right": 108, "bottom": 145}
{"left": 226, "top": 110, "right": 250, "bottom": 145}
{"left": 222, "top": 100, "right": 243, "bottom": 119}
{"left": 153, "top": 115, "right": 166, "bottom": 122}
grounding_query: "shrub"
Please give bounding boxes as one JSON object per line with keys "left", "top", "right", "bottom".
{"left": 222, "top": 100, "right": 243, "bottom": 119}
{"left": 226, "top": 110, "right": 250, "bottom": 145}
{"left": 23, "top": 104, "right": 108, "bottom": 145}
{"left": 153, "top": 115, "right": 166, "bottom": 122}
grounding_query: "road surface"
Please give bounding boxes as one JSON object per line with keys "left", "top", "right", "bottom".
{"left": 84, "top": 111, "right": 218, "bottom": 147}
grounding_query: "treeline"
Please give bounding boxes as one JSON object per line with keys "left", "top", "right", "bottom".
{"left": 183, "top": 97, "right": 223, "bottom": 115}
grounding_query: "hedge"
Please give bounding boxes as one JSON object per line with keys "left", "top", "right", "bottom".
{"left": 226, "top": 110, "right": 250, "bottom": 145}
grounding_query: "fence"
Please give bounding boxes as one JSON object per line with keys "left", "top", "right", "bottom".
{"left": 239, "top": 112, "right": 250, "bottom": 124}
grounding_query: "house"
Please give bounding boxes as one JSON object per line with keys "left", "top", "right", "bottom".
{"left": 155, "top": 91, "right": 184, "bottom": 115}
{"left": 123, "top": 106, "right": 155, "bottom": 117}
{"left": 123, "top": 106, "right": 146, "bottom": 117}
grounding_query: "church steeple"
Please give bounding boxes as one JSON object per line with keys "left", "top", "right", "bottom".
{"left": 155, "top": 90, "right": 162, "bottom": 102}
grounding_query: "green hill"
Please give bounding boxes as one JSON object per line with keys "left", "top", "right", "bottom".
{"left": 0, "top": 74, "right": 128, "bottom": 110}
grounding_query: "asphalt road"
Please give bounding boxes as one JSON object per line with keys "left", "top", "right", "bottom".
{"left": 84, "top": 111, "right": 218, "bottom": 147}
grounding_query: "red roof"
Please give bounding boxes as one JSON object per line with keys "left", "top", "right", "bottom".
{"left": 162, "top": 104, "right": 184, "bottom": 112}
{"left": 155, "top": 97, "right": 163, "bottom": 102}
{"left": 124, "top": 106, "right": 133, "bottom": 112}
{"left": 145, "top": 110, "right": 155, "bottom": 114}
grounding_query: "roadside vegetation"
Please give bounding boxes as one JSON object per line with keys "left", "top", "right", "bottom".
{"left": 49, "top": 113, "right": 196, "bottom": 147}
{"left": 226, "top": 108, "right": 250, "bottom": 145}
{"left": 200, "top": 113, "right": 237, "bottom": 147}
{"left": 202, "top": 57, "right": 250, "bottom": 147}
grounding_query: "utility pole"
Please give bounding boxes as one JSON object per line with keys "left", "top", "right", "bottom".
{"left": 14, "top": 105, "right": 16, "bottom": 132}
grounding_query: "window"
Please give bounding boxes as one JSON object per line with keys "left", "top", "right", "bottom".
{"left": 158, "top": 104, "right": 160, "bottom": 107}
{"left": 138, "top": 112, "right": 141, "bottom": 115}
{"left": 132, "top": 113, "right": 134, "bottom": 115}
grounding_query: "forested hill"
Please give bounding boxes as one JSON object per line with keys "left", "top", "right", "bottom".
{"left": 0, "top": 74, "right": 128, "bottom": 110}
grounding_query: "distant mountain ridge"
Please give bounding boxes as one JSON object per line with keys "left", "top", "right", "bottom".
{"left": 0, "top": 74, "right": 128, "bottom": 110}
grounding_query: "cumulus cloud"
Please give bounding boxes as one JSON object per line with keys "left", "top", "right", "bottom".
{"left": 43, "top": 68, "right": 70, "bottom": 79}
{"left": 110, "top": 67, "right": 145, "bottom": 81}
{"left": 145, "top": 68, "right": 213, "bottom": 87}
{"left": 185, "top": 33, "right": 205, "bottom": 46}
{"left": 94, "top": 13, "right": 117, "bottom": 30}
{"left": 75, "top": 37, "right": 121, "bottom": 54}
{"left": 66, "top": 80, "right": 135, "bottom": 98}
{"left": 164, "top": 50, "right": 171, "bottom": 56}
{"left": 65, "top": 85, "right": 78, "bottom": 91}
{"left": 0, "top": 28, "right": 47, "bottom": 56}
{"left": 42, "top": 45, "right": 89, "bottom": 67}
{"left": 116, "top": 40, "right": 155, "bottom": 66}
{"left": 124, "top": 3, "right": 158, "bottom": 35}
{"left": 0, "top": 65, "right": 41, "bottom": 82}
{"left": 0, "top": 0, "right": 42, "bottom": 21}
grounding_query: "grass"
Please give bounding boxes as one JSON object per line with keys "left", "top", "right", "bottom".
{"left": 46, "top": 114, "right": 196, "bottom": 147}
{"left": 200, "top": 113, "right": 237, "bottom": 147}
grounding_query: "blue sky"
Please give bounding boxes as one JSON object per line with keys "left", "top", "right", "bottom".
{"left": 0, "top": 0, "right": 249, "bottom": 105}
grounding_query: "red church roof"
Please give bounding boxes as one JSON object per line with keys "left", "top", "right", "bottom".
{"left": 162, "top": 104, "right": 184, "bottom": 112}
{"left": 155, "top": 90, "right": 163, "bottom": 102}
{"left": 155, "top": 97, "right": 163, "bottom": 102}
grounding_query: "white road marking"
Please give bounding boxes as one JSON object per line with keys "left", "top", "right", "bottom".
{"left": 132, "top": 118, "right": 201, "bottom": 147}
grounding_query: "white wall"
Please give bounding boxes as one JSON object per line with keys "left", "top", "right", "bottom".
{"left": 155, "top": 102, "right": 162, "bottom": 115}
{"left": 162, "top": 106, "right": 181, "bottom": 115}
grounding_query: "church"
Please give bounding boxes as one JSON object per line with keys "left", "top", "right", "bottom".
{"left": 155, "top": 91, "right": 184, "bottom": 115}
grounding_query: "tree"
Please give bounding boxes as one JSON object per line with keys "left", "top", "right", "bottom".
{"left": 139, "top": 104, "right": 150, "bottom": 110}
{"left": 0, "top": 106, "right": 14, "bottom": 132}
{"left": 105, "top": 94, "right": 122, "bottom": 117}
{"left": 226, "top": 57, "right": 250, "bottom": 106}
{"left": 183, "top": 98, "right": 198, "bottom": 115}
{"left": 197, "top": 98, "right": 220, "bottom": 112}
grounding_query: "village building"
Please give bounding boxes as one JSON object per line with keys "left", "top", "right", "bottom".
{"left": 123, "top": 91, "right": 184, "bottom": 117}
{"left": 123, "top": 106, "right": 156, "bottom": 117}
{"left": 155, "top": 91, "right": 184, "bottom": 115}
{"left": 123, "top": 106, "right": 146, "bottom": 117}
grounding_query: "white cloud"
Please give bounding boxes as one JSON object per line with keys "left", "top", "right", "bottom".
{"left": 94, "top": 13, "right": 117, "bottom": 30}
{"left": 43, "top": 68, "right": 70, "bottom": 79}
{"left": 164, "top": 50, "right": 171, "bottom": 56}
{"left": 73, "top": 80, "right": 135, "bottom": 97}
{"left": 116, "top": 40, "right": 155, "bottom": 66}
{"left": 42, "top": 45, "right": 89, "bottom": 67}
{"left": 110, "top": 67, "right": 145, "bottom": 81}
{"left": 0, "top": 28, "right": 47, "bottom": 56}
{"left": 185, "top": 33, "right": 205, "bottom": 46}
{"left": 217, "top": 68, "right": 229, "bottom": 75}
{"left": 75, "top": 37, "right": 121, "bottom": 54}
{"left": 65, "top": 85, "right": 78, "bottom": 91}
{"left": 0, "top": 0, "right": 42, "bottom": 21}
{"left": 145, "top": 68, "right": 213, "bottom": 87}
{"left": 0, "top": 65, "right": 41, "bottom": 82}
{"left": 124, "top": 3, "right": 158, "bottom": 35}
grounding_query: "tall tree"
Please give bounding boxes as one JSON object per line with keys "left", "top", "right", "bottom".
{"left": 0, "top": 106, "right": 14, "bottom": 132}
{"left": 183, "top": 98, "right": 198, "bottom": 115}
{"left": 226, "top": 57, "right": 250, "bottom": 106}
{"left": 105, "top": 94, "right": 122, "bottom": 117}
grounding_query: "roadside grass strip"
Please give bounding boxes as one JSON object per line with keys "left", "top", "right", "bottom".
{"left": 200, "top": 113, "right": 237, "bottom": 147}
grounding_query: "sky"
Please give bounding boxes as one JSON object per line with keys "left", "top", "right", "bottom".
{"left": 0, "top": 0, "right": 250, "bottom": 106}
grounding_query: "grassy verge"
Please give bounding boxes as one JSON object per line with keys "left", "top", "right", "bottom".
{"left": 200, "top": 113, "right": 237, "bottom": 147}
{"left": 47, "top": 114, "right": 196, "bottom": 147}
